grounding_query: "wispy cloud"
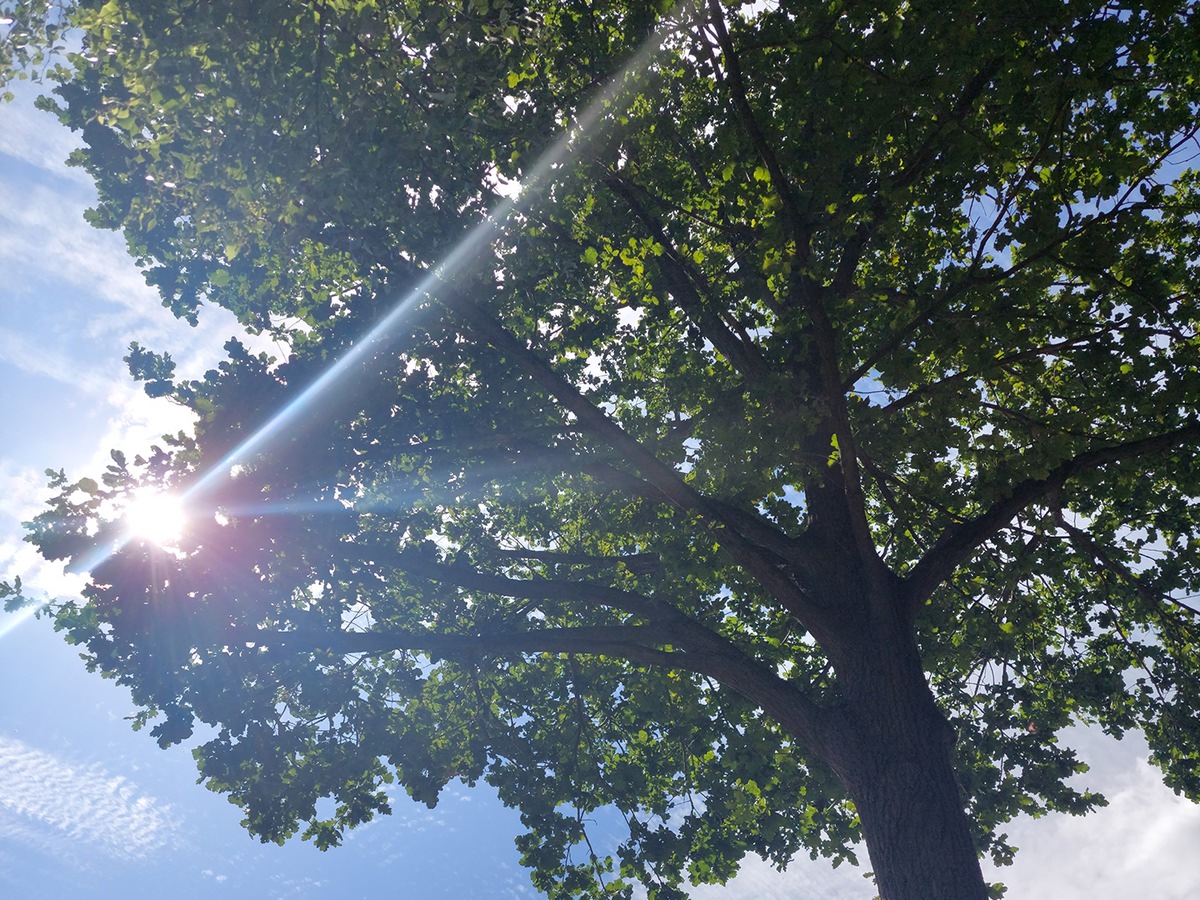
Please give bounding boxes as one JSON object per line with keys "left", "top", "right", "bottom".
{"left": 0, "top": 736, "right": 178, "bottom": 864}
{"left": 0, "top": 458, "right": 55, "bottom": 524}
{"left": 0, "top": 460, "right": 87, "bottom": 615}
{"left": 0, "top": 324, "right": 112, "bottom": 391}
{"left": 0, "top": 176, "right": 164, "bottom": 321}
{"left": 0, "top": 144, "right": 254, "bottom": 371}
{"left": 0, "top": 91, "right": 90, "bottom": 186}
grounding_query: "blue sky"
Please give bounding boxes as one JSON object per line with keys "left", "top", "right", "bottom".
{"left": 1, "top": 82, "right": 1199, "bottom": 900}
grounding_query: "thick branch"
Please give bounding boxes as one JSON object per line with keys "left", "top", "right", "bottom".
{"left": 905, "top": 420, "right": 1200, "bottom": 609}
{"left": 438, "top": 288, "right": 828, "bottom": 629}
{"left": 237, "top": 620, "right": 840, "bottom": 763}
{"left": 398, "top": 554, "right": 684, "bottom": 623}
{"left": 490, "top": 547, "right": 662, "bottom": 574}
{"left": 243, "top": 623, "right": 679, "bottom": 664}
{"left": 792, "top": 276, "right": 878, "bottom": 573}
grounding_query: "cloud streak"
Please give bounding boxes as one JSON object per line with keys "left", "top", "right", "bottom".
{"left": 0, "top": 91, "right": 89, "bottom": 186}
{"left": 0, "top": 735, "right": 178, "bottom": 864}
{"left": 0, "top": 324, "right": 112, "bottom": 391}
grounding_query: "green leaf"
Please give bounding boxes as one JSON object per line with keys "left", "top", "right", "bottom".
{"left": 12, "top": 1, "right": 1200, "bottom": 896}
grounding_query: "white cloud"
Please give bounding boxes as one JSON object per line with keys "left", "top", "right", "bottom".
{"left": 0, "top": 735, "right": 179, "bottom": 864}
{"left": 0, "top": 538, "right": 85, "bottom": 608}
{"left": 987, "top": 731, "right": 1200, "bottom": 899}
{"left": 681, "top": 729, "right": 1200, "bottom": 900}
{"left": 91, "top": 377, "right": 198, "bottom": 459}
{"left": 0, "top": 91, "right": 89, "bottom": 186}
{"left": 0, "top": 326, "right": 91, "bottom": 388}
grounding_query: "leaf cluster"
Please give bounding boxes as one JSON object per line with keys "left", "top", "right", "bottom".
{"left": 9, "top": 0, "right": 1200, "bottom": 896}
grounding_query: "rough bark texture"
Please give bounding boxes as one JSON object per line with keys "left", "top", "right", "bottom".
{"left": 833, "top": 659, "right": 987, "bottom": 900}
{"left": 812, "top": 576, "right": 989, "bottom": 900}
{"left": 848, "top": 734, "right": 988, "bottom": 900}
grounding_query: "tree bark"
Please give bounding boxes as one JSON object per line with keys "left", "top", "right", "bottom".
{"left": 835, "top": 691, "right": 987, "bottom": 900}
{"left": 817, "top": 586, "right": 989, "bottom": 900}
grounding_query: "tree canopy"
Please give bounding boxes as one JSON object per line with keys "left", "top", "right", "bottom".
{"left": 4, "top": 1, "right": 1200, "bottom": 897}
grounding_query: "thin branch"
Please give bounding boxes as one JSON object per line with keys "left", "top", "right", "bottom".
{"left": 870, "top": 333, "right": 1096, "bottom": 418}
{"left": 968, "top": 94, "right": 1073, "bottom": 273}
{"left": 1057, "top": 515, "right": 1200, "bottom": 629}
{"left": 970, "top": 122, "right": 1200, "bottom": 290}
{"left": 899, "top": 57, "right": 1006, "bottom": 192}
{"left": 703, "top": 0, "right": 806, "bottom": 246}
{"left": 831, "top": 57, "right": 1004, "bottom": 298}
{"left": 905, "top": 420, "right": 1200, "bottom": 609}
{"left": 843, "top": 278, "right": 976, "bottom": 390}
{"left": 851, "top": 111, "right": 1193, "bottom": 393}
{"left": 604, "top": 173, "right": 770, "bottom": 382}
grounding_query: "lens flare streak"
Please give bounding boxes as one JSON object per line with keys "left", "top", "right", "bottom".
{"left": 67, "top": 11, "right": 682, "bottom": 580}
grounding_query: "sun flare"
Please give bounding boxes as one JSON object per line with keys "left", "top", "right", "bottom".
{"left": 123, "top": 490, "right": 187, "bottom": 546}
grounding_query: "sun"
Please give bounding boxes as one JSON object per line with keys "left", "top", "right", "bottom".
{"left": 122, "top": 489, "right": 187, "bottom": 546}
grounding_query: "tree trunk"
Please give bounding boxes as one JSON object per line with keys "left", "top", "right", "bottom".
{"left": 820, "top": 588, "right": 990, "bottom": 900}
{"left": 838, "top": 695, "right": 988, "bottom": 899}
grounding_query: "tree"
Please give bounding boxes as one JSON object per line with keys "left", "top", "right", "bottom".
{"left": 5, "top": 1, "right": 1200, "bottom": 897}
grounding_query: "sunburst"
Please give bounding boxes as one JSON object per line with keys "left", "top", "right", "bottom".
{"left": 122, "top": 489, "right": 187, "bottom": 547}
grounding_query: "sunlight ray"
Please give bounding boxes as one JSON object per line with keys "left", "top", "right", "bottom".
{"left": 66, "top": 7, "right": 686, "bottom": 580}
{"left": 187, "top": 16, "right": 677, "bottom": 500}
